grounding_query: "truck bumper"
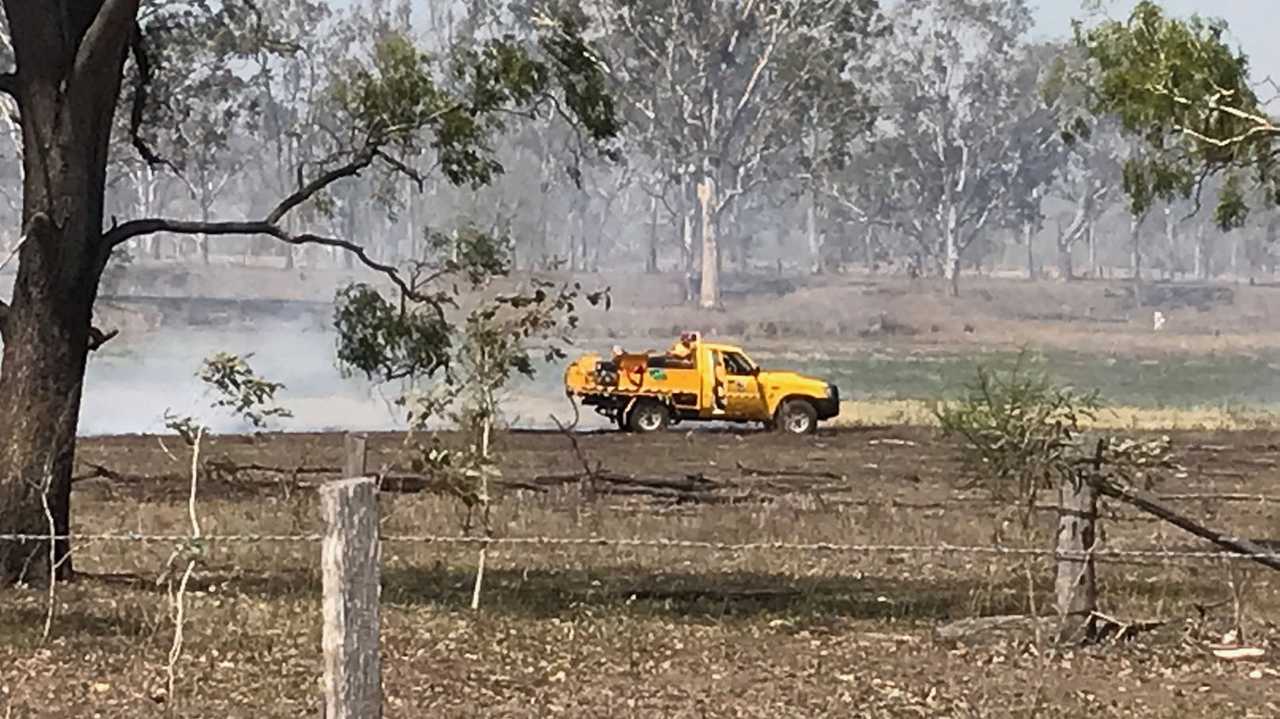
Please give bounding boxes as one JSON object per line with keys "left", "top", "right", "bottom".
{"left": 813, "top": 384, "right": 840, "bottom": 420}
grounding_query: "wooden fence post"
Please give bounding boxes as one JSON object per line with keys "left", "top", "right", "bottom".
{"left": 1055, "top": 476, "right": 1098, "bottom": 642}
{"left": 321, "top": 476, "right": 382, "bottom": 719}
{"left": 344, "top": 433, "right": 368, "bottom": 480}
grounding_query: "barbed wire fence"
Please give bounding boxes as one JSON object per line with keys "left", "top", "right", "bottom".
{"left": 7, "top": 434, "right": 1280, "bottom": 715}
{"left": 0, "top": 531, "right": 1276, "bottom": 564}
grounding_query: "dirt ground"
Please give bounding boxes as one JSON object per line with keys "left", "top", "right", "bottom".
{"left": 2, "top": 426, "right": 1279, "bottom": 717}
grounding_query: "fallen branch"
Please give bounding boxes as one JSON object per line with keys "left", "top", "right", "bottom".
{"left": 530, "top": 471, "right": 719, "bottom": 495}
{"left": 1089, "top": 610, "right": 1169, "bottom": 642}
{"left": 735, "top": 461, "right": 845, "bottom": 481}
{"left": 868, "top": 438, "right": 918, "bottom": 447}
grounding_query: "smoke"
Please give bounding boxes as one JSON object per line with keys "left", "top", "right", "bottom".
{"left": 78, "top": 317, "right": 608, "bottom": 436}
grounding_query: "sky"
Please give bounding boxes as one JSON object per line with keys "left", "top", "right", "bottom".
{"left": 340, "top": 0, "right": 1280, "bottom": 87}
{"left": 1033, "top": 1, "right": 1280, "bottom": 88}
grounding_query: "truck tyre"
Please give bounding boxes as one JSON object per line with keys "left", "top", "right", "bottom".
{"left": 627, "top": 399, "right": 670, "bottom": 433}
{"left": 776, "top": 399, "right": 817, "bottom": 435}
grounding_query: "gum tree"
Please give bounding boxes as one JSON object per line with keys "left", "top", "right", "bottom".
{"left": 833, "top": 0, "right": 1058, "bottom": 294}
{"left": 0, "top": 1, "right": 618, "bottom": 583}
{"left": 591, "top": 0, "right": 882, "bottom": 307}
{"left": 1077, "top": 1, "right": 1272, "bottom": 229}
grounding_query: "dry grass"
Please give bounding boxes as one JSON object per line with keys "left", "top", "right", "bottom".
{"left": 2, "top": 427, "right": 1279, "bottom": 717}
{"left": 835, "top": 400, "right": 1280, "bottom": 431}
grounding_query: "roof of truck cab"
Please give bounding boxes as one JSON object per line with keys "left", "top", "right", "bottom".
{"left": 700, "top": 342, "right": 746, "bottom": 353}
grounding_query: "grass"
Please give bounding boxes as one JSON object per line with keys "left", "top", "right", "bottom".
{"left": 759, "top": 347, "right": 1280, "bottom": 410}
{"left": 834, "top": 399, "right": 1280, "bottom": 431}
{"left": 3, "top": 427, "right": 1279, "bottom": 716}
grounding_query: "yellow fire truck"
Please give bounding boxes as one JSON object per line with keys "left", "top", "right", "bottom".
{"left": 564, "top": 332, "right": 839, "bottom": 433}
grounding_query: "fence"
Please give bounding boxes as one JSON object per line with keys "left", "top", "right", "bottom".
{"left": 4, "top": 433, "right": 1280, "bottom": 716}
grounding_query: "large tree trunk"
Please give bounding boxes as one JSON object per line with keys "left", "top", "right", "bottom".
{"left": 645, "top": 196, "right": 659, "bottom": 274}
{"left": 681, "top": 208, "right": 694, "bottom": 272}
{"left": 0, "top": 251, "right": 94, "bottom": 583}
{"left": 942, "top": 208, "right": 961, "bottom": 297}
{"left": 1024, "top": 221, "right": 1036, "bottom": 281}
{"left": 200, "top": 202, "right": 212, "bottom": 265}
{"left": 1130, "top": 214, "right": 1145, "bottom": 307}
{"left": 342, "top": 193, "right": 357, "bottom": 270}
{"left": 1058, "top": 240, "right": 1074, "bottom": 282}
{"left": 697, "top": 174, "right": 718, "bottom": 309}
{"left": 806, "top": 194, "right": 822, "bottom": 275}
{"left": 1086, "top": 220, "right": 1097, "bottom": 278}
{"left": 0, "top": 3, "right": 129, "bottom": 583}
{"left": 1194, "top": 224, "right": 1207, "bottom": 280}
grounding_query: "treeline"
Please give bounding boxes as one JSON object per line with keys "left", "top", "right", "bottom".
{"left": 1, "top": 0, "right": 1276, "bottom": 300}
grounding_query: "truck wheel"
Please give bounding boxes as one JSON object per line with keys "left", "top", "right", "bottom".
{"left": 776, "top": 399, "right": 817, "bottom": 435}
{"left": 627, "top": 399, "right": 670, "bottom": 433}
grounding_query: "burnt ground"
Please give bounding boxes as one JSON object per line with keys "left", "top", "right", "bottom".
{"left": 3, "top": 426, "right": 1280, "bottom": 717}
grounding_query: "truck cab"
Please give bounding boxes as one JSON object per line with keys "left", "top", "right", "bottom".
{"left": 564, "top": 333, "right": 839, "bottom": 433}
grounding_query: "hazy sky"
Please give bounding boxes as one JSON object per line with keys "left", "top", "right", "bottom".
{"left": 366, "top": 1, "right": 1279, "bottom": 87}
{"left": 1033, "top": 1, "right": 1280, "bottom": 89}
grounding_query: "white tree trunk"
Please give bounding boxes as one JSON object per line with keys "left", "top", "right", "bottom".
{"left": 131, "top": 164, "right": 159, "bottom": 260}
{"left": 806, "top": 195, "right": 822, "bottom": 274}
{"left": 943, "top": 205, "right": 961, "bottom": 295}
{"left": 646, "top": 196, "right": 659, "bottom": 273}
{"left": 697, "top": 175, "right": 718, "bottom": 309}
{"left": 1131, "top": 214, "right": 1143, "bottom": 281}
{"left": 406, "top": 175, "right": 418, "bottom": 263}
{"left": 1024, "top": 220, "right": 1035, "bottom": 280}
{"left": 1194, "top": 224, "right": 1205, "bottom": 279}
{"left": 1086, "top": 220, "right": 1097, "bottom": 277}
{"left": 681, "top": 209, "right": 694, "bottom": 271}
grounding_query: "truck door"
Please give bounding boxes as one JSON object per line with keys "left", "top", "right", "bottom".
{"left": 722, "top": 351, "right": 769, "bottom": 420}
{"left": 706, "top": 349, "right": 728, "bottom": 415}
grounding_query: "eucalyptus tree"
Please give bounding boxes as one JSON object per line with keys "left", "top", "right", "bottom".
{"left": 590, "top": 0, "right": 883, "bottom": 306}
{"left": 1078, "top": 1, "right": 1273, "bottom": 230}
{"left": 0, "top": 0, "right": 619, "bottom": 582}
{"left": 836, "top": 0, "right": 1058, "bottom": 295}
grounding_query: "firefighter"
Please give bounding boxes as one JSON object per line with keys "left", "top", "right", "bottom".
{"left": 669, "top": 334, "right": 695, "bottom": 364}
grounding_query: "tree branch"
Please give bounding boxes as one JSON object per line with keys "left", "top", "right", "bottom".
{"left": 87, "top": 327, "right": 119, "bottom": 353}
{"left": 374, "top": 150, "right": 425, "bottom": 192}
{"left": 127, "top": 22, "right": 168, "bottom": 168}
{"left": 266, "top": 150, "right": 375, "bottom": 225}
{"left": 104, "top": 218, "right": 418, "bottom": 299}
